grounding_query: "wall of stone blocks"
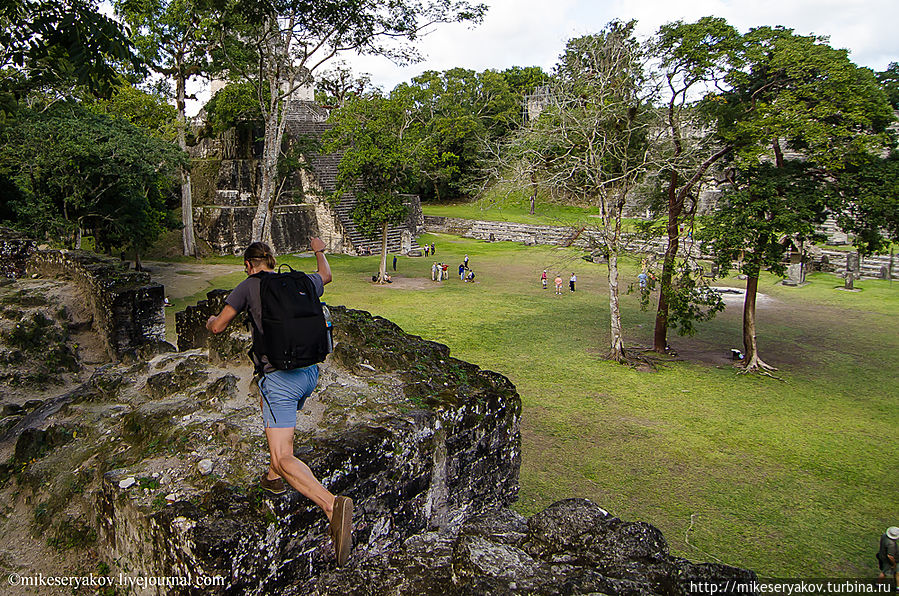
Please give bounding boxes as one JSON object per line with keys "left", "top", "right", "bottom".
{"left": 22, "top": 248, "right": 166, "bottom": 358}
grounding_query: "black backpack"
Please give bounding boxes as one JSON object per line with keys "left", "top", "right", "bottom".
{"left": 250, "top": 265, "right": 331, "bottom": 372}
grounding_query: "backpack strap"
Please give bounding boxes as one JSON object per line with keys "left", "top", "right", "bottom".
{"left": 247, "top": 272, "right": 268, "bottom": 375}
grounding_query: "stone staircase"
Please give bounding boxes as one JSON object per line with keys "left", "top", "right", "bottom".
{"left": 428, "top": 217, "right": 595, "bottom": 247}
{"left": 820, "top": 216, "right": 850, "bottom": 245}
{"left": 333, "top": 196, "right": 421, "bottom": 255}
{"left": 289, "top": 114, "right": 421, "bottom": 256}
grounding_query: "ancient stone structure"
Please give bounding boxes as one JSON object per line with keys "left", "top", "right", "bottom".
{"left": 190, "top": 101, "right": 423, "bottom": 256}
{"left": 425, "top": 216, "right": 895, "bottom": 281}
{"left": 0, "top": 231, "right": 166, "bottom": 359}
{"left": 298, "top": 499, "right": 754, "bottom": 595}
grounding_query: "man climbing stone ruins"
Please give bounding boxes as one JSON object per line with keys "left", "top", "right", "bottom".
{"left": 205, "top": 237, "right": 353, "bottom": 566}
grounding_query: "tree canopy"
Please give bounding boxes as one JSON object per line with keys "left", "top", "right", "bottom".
{"left": 506, "top": 21, "right": 654, "bottom": 362}
{"left": 699, "top": 25, "right": 893, "bottom": 371}
{"left": 0, "top": 101, "right": 184, "bottom": 257}
{"left": 1, "top": 0, "right": 138, "bottom": 112}
{"left": 212, "top": 0, "right": 487, "bottom": 246}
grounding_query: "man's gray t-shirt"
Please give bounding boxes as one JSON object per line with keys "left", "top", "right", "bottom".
{"left": 225, "top": 271, "right": 325, "bottom": 373}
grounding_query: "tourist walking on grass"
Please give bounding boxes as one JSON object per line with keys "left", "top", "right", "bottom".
{"left": 392, "top": 255, "right": 397, "bottom": 271}
{"left": 541, "top": 269, "right": 547, "bottom": 289}
{"left": 459, "top": 263, "right": 465, "bottom": 280}
{"left": 878, "top": 527, "right": 899, "bottom": 590}
{"left": 432, "top": 262, "right": 438, "bottom": 281}
{"left": 431, "top": 243, "right": 435, "bottom": 255}
{"left": 554, "top": 274, "right": 563, "bottom": 295}
{"left": 463, "top": 254, "right": 469, "bottom": 268}
{"left": 206, "top": 238, "right": 353, "bottom": 567}
{"left": 441, "top": 263, "right": 448, "bottom": 281}
{"left": 569, "top": 273, "right": 576, "bottom": 292}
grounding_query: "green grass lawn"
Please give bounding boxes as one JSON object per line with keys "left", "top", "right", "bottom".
{"left": 422, "top": 185, "right": 635, "bottom": 228}
{"left": 164, "top": 233, "right": 899, "bottom": 578}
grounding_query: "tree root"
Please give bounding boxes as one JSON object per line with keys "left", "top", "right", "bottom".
{"left": 737, "top": 354, "right": 783, "bottom": 380}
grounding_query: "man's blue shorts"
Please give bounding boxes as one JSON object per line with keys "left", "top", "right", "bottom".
{"left": 259, "top": 365, "right": 319, "bottom": 429}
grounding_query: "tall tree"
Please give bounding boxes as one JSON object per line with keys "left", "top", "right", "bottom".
{"left": 648, "top": 17, "right": 740, "bottom": 353}
{"left": 876, "top": 62, "right": 899, "bottom": 109}
{"left": 1, "top": 0, "right": 138, "bottom": 114}
{"left": 509, "top": 21, "right": 655, "bottom": 362}
{"left": 831, "top": 153, "right": 899, "bottom": 259}
{"left": 701, "top": 162, "right": 826, "bottom": 373}
{"left": 501, "top": 65, "right": 550, "bottom": 101}
{"left": 216, "top": 0, "right": 486, "bottom": 248}
{"left": 397, "top": 67, "right": 519, "bottom": 201}
{"left": 115, "top": 0, "right": 214, "bottom": 257}
{"left": 88, "top": 82, "right": 179, "bottom": 141}
{"left": 314, "top": 61, "right": 374, "bottom": 108}
{"left": 703, "top": 26, "right": 893, "bottom": 372}
{"left": 0, "top": 102, "right": 184, "bottom": 259}
{"left": 324, "top": 93, "right": 418, "bottom": 283}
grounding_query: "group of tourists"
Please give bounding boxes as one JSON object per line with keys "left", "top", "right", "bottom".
{"left": 541, "top": 270, "right": 576, "bottom": 295}
{"left": 459, "top": 254, "right": 476, "bottom": 282}
{"left": 431, "top": 261, "right": 449, "bottom": 281}
{"left": 431, "top": 253, "right": 477, "bottom": 283}
{"left": 423, "top": 242, "right": 436, "bottom": 256}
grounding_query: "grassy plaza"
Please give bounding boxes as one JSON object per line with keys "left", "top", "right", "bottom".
{"left": 163, "top": 231, "right": 899, "bottom": 578}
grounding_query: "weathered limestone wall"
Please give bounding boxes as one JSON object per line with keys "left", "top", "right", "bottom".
{"left": 0, "top": 230, "right": 166, "bottom": 359}
{"left": 25, "top": 250, "right": 166, "bottom": 358}
{"left": 194, "top": 204, "right": 319, "bottom": 255}
{"left": 93, "top": 297, "right": 521, "bottom": 594}
{"left": 0, "top": 226, "right": 36, "bottom": 278}
{"left": 425, "top": 216, "right": 896, "bottom": 279}
{"left": 301, "top": 499, "right": 755, "bottom": 595}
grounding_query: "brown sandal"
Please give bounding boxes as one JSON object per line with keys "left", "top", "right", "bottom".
{"left": 330, "top": 496, "right": 353, "bottom": 566}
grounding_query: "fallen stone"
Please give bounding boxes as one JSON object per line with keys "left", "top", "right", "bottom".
{"left": 198, "top": 459, "right": 214, "bottom": 476}
{"left": 119, "top": 477, "right": 136, "bottom": 489}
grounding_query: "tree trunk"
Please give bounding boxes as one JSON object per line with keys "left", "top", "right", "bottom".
{"left": 653, "top": 170, "right": 682, "bottom": 352}
{"left": 176, "top": 70, "right": 197, "bottom": 257}
{"left": 253, "top": 112, "right": 281, "bottom": 245}
{"left": 252, "top": 23, "right": 293, "bottom": 247}
{"left": 529, "top": 173, "right": 537, "bottom": 215}
{"left": 74, "top": 225, "right": 82, "bottom": 250}
{"left": 377, "top": 222, "right": 389, "bottom": 283}
{"left": 134, "top": 249, "right": 143, "bottom": 272}
{"left": 741, "top": 275, "right": 776, "bottom": 372}
{"left": 608, "top": 251, "right": 626, "bottom": 362}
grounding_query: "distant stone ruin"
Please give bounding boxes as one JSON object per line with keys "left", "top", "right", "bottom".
{"left": 190, "top": 101, "right": 424, "bottom": 256}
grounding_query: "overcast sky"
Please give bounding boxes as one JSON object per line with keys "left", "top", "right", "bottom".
{"left": 183, "top": 0, "right": 897, "bottom": 114}
{"left": 344, "top": 0, "right": 898, "bottom": 91}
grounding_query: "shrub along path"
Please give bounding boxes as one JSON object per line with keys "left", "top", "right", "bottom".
{"left": 155, "top": 233, "right": 899, "bottom": 578}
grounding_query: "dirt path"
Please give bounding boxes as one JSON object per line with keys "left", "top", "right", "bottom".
{"left": 143, "top": 261, "right": 240, "bottom": 300}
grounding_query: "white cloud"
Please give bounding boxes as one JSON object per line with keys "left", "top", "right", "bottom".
{"left": 184, "top": 0, "right": 897, "bottom": 113}
{"left": 345, "top": 0, "right": 898, "bottom": 92}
